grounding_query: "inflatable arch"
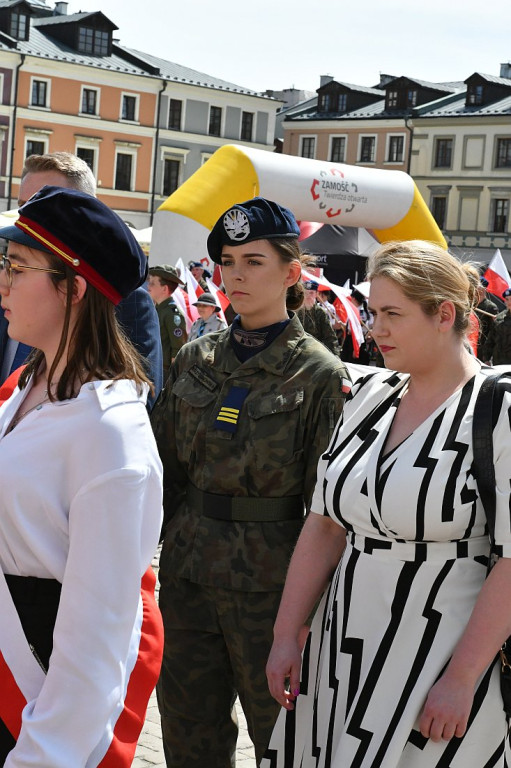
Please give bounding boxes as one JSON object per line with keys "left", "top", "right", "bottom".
{"left": 149, "top": 144, "right": 446, "bottom": 267}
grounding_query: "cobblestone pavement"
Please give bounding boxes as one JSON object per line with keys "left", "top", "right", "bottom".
{"left": 133, "top": 549, "right": 257, "bottom": 767}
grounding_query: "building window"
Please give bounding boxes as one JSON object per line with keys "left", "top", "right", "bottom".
{"left": 407, "top": 89, "right": 417, "bottom": 107}
{"left": 319, "top": 93, "right": 331, "bottom": 112}
{"left": 359, "top": 136, "right": 375, "bottom": 163}
{"left": 387, "top": 135, "right": 404, "bottom": 163}
{"left": 31, "top": 80, "right": 48, "bottom": 108}
{"left": 434, "top": 138, "right": 453, "bottom": 168}
{"left": 240, "top": 111, "right": 253, "bottom": 142}
{"left": 496, "top": 138, "right": 511, "bottom": 168}
{"left": 493, "top": 199, "right": 509, "bottom": 233}
{"left": 209, "top": 106, "right": 222, "bottom": 137}
{"left": 10, "top": 10, "right": 28, "bottom": 40}
{"left": 387, "top": 90, "right": 398, "bottom": 108}
{"left": 338, "top": 93, "right": 347, "bottom": 111}
{"left": 81, "top": 88, "right": 98, "bottom": 115}
{"left": 163, "top": 158, "right": 180, "bottom": 196}
{"left": 330, "top": 136, "right": 346, "bottom": 163}
{"left": 121, "top": 94, "right": 137, "bottom": 121}
{"left": 168, "top": 99, "right": 182, "bottom": 130}
{"left": 114, "top": 153, "right": 133, "bottom": 191}
{"left": 78, "top": 26, "right": 110, "bottom": 55}
{"left": 25, "top": 139, "right": 45, "bottom": 158}
{"left": 431, "top": 196, "right": 447, "bottom": 229}
{"left": 76, "top": 147, "right": 95, "bottom": 172}
{"left": 467, "top": 84, "right": 484, "bottom": 106}
{"left": 301, "top": 137, "right": 315, "bottom": 159}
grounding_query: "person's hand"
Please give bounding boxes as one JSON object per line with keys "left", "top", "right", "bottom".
{"left": 266, "top": 633, "right": 304, "bottom": 710}
{"left": 419, "top": 672, "right": 474, "bottom": 742}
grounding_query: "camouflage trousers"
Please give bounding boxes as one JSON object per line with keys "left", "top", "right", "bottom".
{"left": 157, "top": 573, "right": 282, "bottom": 767}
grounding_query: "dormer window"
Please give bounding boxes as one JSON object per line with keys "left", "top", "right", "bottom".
{"left": 10, "top": 9, "right": 28, "bottom": 40}
{"left": 387, "top": 90, "right": 398, "bottom": 108}
{"left": 407, "top": 89, "right": 417, "bottom": 107}
{"left": 467, "top": 84, "right": 483, "bottom": 106}
{"left": 78, "top": 26, "right": 109, "bottom": 55}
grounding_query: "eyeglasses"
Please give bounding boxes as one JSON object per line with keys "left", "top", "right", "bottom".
{"left": 0, "top": 254, "right": 65, "bottom": 288}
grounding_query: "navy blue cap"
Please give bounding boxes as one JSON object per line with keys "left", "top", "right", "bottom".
{"left": 503, "top": 288, "right": 511, "bottom": 299}
{"left": 480, "top": 276, "right": 489, "bottom": 288}
{"left": 207, "top": 197, "right": 300, "bottom": 264}
{"left": 303, "top": 280, "right": 319, "bottom": 290}
{"left": 1, "top": 186, "right": 147, "bottom": 304}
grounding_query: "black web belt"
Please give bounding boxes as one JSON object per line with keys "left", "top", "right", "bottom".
{"left": 186, "top": 484, "right": 304, "bottom": 522}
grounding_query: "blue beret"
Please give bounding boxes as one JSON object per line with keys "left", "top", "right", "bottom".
{"left": 303, "top": 280, "right": 319, "bottom": 290}
{"left": 1, "top": 186, "right": 147, "bottom": 304}
{"left": 207, "top": 197, "right": 300, "bottom": 264}
{"left": 480, "top": 276, "right": 489, "bottom": 288}
{"left": 503, "top": 288, "right": 511, "bottom": 299}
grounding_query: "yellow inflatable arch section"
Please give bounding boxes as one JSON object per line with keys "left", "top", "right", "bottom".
{"left": 149, "top": 144, "right": 446, "bottom": 266}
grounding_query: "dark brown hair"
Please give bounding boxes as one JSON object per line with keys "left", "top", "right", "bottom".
{"left": 268, "top": 237, "right": 316, "bottom": 311}
{"left": 19, "top": 253, "right": 152, "bottom": 400}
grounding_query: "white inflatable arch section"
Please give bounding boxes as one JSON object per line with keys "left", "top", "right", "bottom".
{"left": 150, "top": 144, "right": 446, "bottom": 267}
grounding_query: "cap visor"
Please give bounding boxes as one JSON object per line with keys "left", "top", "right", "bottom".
{"left": 0, "top": 224, "right": 53, "bottom": 254}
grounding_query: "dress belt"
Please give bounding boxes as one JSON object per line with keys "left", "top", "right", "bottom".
{"left": 348, "top": 531, "right": 490, "bottom": 563}
{"left": 186, "top": 483, "right": 304, "bottom": 522}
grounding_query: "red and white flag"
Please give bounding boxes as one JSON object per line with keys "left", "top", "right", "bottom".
{"left": 483, "top": 249, "right": 511, "bottom": 299}
{"left": 174, "top": 259, "right": 201, "bottom": 331}
{"left": 205, "top": 278, "right": 229, "bottom": 325}
{"left": 301, "top": 269, "right": 364, "bottom": 355}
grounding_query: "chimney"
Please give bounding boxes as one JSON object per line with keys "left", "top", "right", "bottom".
{"left": 55, "top": 2, "right": 68, "bottom": 14}
{"left": 319, "top": 75, "right": 334, "bottom": 87}
{"left": 500, "top": 62, "right": 511, "bottom": 79}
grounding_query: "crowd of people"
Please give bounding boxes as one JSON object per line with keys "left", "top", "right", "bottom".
{"left": 0, "top": 152, "right": 510, "bottom": 768}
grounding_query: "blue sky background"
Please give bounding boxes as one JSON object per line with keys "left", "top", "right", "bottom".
{"left": 70, "top": 0, "right": 511, "bottom": 94}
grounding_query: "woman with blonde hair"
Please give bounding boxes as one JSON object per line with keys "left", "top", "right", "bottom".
{"left": 264, "top": 240, "right": 511, "bottom": 766}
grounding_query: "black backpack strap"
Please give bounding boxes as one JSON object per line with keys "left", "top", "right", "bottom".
{"left": 472, "top": 372, "right": 511, "bottom": 552}
{"left": 472, "top": 374, "right": 498, "bottom": 549}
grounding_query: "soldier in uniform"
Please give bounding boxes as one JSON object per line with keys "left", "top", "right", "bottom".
{"left": 188, "top": 260, "right": 210, "bottom": 292}
{"left": 475, "top": 276, "right": 498, "bottom": 360}
{"left": 147, "top": 265, "right": 187, "bottom": 379}
{"left": 152, "top": 198, "right": 350, "bottom": 767}
{"left": 482, "top": 286, "right": 511, "bottom": 365}
{"left": 187, "top": 292, "right": 227, "bottom": 341}
{"left": 296, "top": 279, "right": 341, "bottom": 356}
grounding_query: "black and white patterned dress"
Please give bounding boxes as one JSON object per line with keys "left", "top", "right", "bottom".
{"left": 263, "top": 369, "right": 511, "bottom": 767}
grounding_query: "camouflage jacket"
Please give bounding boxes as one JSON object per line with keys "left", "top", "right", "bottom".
{"left": 155, "top": 298, "right": 187, "bottom": 378}
{"left": 483, "top": 308, "right": 511, "bottom": 365}
{"left": 296, "top": 303, "right": 341, "bottom": 356}
{"left": 151, "top": 313, "right": 349, "bottom": 592}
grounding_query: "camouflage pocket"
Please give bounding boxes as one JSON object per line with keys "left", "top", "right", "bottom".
{"left": 248, "top": 389, "right": 304, "bottom": 470}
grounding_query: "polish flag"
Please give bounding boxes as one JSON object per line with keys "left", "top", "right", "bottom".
{"left": 301, "top": 269, "right": 364, "bottom": 356}
{"left": 174, "top": 259, "right": 201, "bottom": 331}
{"left": 297, "top": 221, "right": 323, "bottom": 241}
{"left": 483, "top": 249, "right": 511, "bottom": 299}
{"left": 205, "top": 278, "right": 229, "bottom": 325}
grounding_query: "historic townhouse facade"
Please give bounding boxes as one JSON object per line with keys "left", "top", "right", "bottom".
{"left": 410, "top": 70, "right": 511, "bottom": 261}
{"left": 282, "top": 69, "right": 511, "bottom": 265}
{"left": 0, "top": 0, "right": 279, "bottom": 226}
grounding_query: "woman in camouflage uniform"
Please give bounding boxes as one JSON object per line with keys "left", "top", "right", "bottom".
{"left": 152, "top": 198, "right": 350, "bottom": 767}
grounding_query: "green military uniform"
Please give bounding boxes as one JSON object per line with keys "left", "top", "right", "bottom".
{"left": 482, "top": 307, "right": 511, "bottom": 365}
{"left": 151, "top": 313, "right": 349, "bottom": 766}
{"left": 476, "top": 295, "right": 498, "bottom": 360}
{"left": 296, "top": 302, "right": 341, "bottom": 356}
{"left": 156, "top": 298, "right": 187, "bottom": 379}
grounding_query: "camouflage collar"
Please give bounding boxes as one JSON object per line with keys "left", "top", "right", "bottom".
{"left": 207, "top": 313, "right": 305, "bottom": 376}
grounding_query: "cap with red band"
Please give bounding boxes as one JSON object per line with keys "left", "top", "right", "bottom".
{"left": 0, "top": 185, "right": 147, "bottom": 304}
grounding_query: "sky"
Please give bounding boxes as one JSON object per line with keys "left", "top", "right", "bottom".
{"left": 67, "top": 0, "right": 511, "bottom": 94}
